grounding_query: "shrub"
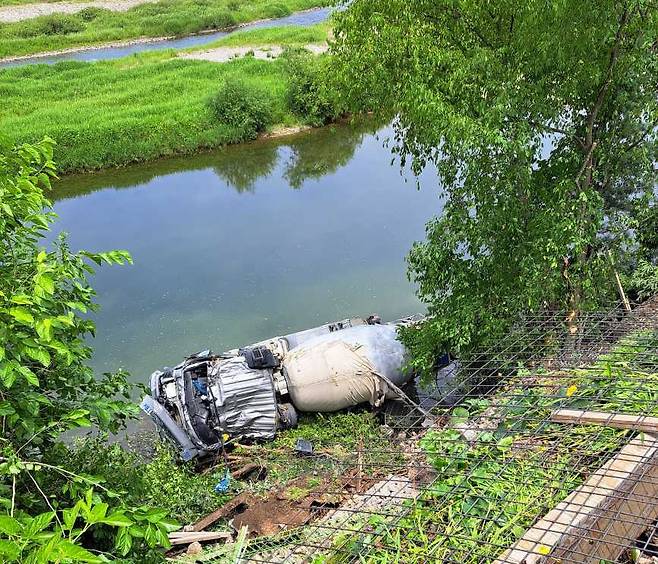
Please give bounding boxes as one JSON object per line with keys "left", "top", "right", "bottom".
{"left": 201, "top": 10, "right": 237, "bottom": 30}
{"left": 627, "top": 259, "right": 658, "bottom": 302}
{"left": 207, "top": 77, "right": 274, "bottom": 140}
{"left": 283, "top": 49, "right": 339, "bottom": 126}
{"left": 77, "top": 7, "right": 107, "bottom": 22}
{"left": 36, "top": 14, "right": 86, "bottom": 36}
{"left": 57, "top": 437, "right": 231, "bottom": 526}
{"left": 264, "top": 3, "right": 292, "bottom": 18}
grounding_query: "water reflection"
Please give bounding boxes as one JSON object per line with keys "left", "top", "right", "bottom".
{"left": 56, "top": 119, "right": 375, "bottom": 200}
{"left": 51, "top": 120, "right": 442, "bottom": 382}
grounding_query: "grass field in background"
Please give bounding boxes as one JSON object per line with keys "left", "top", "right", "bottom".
{"left": 0, "top": 55, "right": 293, "bottom": 171}
{"left": 0, "top": 0, "right": 329, "bottom": 58}
{"left": 0, "top": 24, "right": 331, "bottom": 172}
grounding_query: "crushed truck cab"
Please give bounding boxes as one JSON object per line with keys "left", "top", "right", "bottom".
{"left": 141, "top": 315, "right": 420, "bottom": 460}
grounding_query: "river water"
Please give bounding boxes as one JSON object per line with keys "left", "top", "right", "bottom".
{"left": 51, "top": 121, "right": 443, "bottom": 384}
{"left": 0, "top": 6, "right": 331, "bottom": 68}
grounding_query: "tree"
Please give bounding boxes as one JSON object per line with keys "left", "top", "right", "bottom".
{"left": 331, "top": 0, "right": 658, "bottom": 372}
{"left": 0, "top": 138, "right": 176, "bottom": 561}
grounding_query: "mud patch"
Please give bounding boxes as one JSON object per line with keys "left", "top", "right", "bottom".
{"left": 230, "top": 472, "right": 373, "bottom": 537}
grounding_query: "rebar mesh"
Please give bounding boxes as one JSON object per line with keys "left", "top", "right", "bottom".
{"left": 191, "top": 298, "right": 658, "bottom": 564}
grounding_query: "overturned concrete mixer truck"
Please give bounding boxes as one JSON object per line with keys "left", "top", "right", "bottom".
{"left": 141, "top": 315, "right": 423, "bottom": 461}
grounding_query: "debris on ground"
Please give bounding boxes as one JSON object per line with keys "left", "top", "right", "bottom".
{"left": 186, "top": 541, "right": 203, "bottom": 556}
{"left": 168, "top": 531, "right": 231, "bottom": 546}
{"left": 251, "top": 474, "right": 419, "bottom": 563}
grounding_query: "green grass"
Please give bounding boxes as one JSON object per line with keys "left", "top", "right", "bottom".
{"left": 0, "top": 0, "right": 329, "bottom": 59}
{"left": 0, "top": 24, "right": 333, "bottom": 172}
{"left": 188, "top": 19, "right": 330, "bottom": 50}
{"left": 0, "top": 23, "right": 333, "bottom": 172}
{"left": 235, "top": 410, "right": 398, "bottom": 495}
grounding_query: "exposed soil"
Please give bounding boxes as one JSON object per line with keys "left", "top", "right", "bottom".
{"left": 179, "top": 43, "right": 328, "bottom": 63}
{"left": 252, "top": 474, "right": 421, "bottom": 563}
{"left": 0, "top": 0, "right": 157, "bottom": 23}
{"left": 220, "top": 470, "right": 379, "bottom": 538}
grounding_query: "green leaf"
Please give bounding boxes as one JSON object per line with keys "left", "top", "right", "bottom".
{"left": 0, "top": 514, "right": 22, "bottom": 536}
{"left": 144, "top": 507, "right": 168, "bottom": 523}
{"left": 24, "top": 346, "right": 51, "bottom": 367}
{"left": 55, "top": 540, "right": 103, "bottom": 563}
{"left": 36, "top": 274, "right": 55, "bottom": 295}
{"left": 88, "top": 502, "right": 108, "bottom": 523}
{"left": 115, "top": 526, "right": 133, "bottom": 556}
{"left": 154, "top": 525, "right": 171, "bottom": 548}
{"left": 0, "top": 539, "right": 20, "bottom": 560}
{"left": 143, "top": 523, "right": 158, "bottom": 547}
{"left": 18, "top": 366, "right": 39, "bottom": 387}
{"left": 0, "top": 362, "right": 17, "bottom": 389}
{"left": 157, "top": 517, "right": 181, "bottom": 532}
{"left": 102, "top": 511, "right": 133, "bottom": 527}
{"left": 35, "top": 319, "right": 53, "bottom": 342}
{"left": 24, "top": 511, "right": 54, "bottom": 537}
{"left": 9, "top": 307, "right": 34, "bottom": 325}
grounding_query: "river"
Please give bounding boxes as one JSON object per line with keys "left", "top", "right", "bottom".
{"left": 51, "top": 121, "right": 442, "bottom": 384}
{"left": 0, "top": 6, "right": 331, "bottom": 68}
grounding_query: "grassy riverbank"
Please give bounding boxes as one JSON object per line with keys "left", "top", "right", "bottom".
{"left": 0, "top": 0, "right": 329, "bottom": 59}
{"left": 192, "top": 19, "right": 329, "bottom": 49}
{"left": 0, "top": 24, "right": 336, "bottom": 172}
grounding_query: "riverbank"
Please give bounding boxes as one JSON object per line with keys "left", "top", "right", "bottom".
{"left": 0, "top": 0, "right": 330, "bottom": 58}
{"left": 0, "top": 24, "right": 337, "bottom": 172}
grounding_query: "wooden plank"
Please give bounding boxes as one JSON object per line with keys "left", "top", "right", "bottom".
{"left": 551, "top": 409, "right": 658, "bottom": 433}
{"left": 168, "top": 531, "right": 232, "bottom": 545}
{"left": 191, "top": 492, "right": 252, "bottom": 532}
{"left": 232, "top": 462, "right": 262, "bottom": 480}
{"left": 494, "top": 433, "right": 658, "bottom": 564}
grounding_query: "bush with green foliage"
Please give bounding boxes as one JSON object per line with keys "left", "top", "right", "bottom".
{"left": 283, "top": 49, "right": 339, "bottom": 126}
{"left": 626, "top": 260, "right": 658, "bottom": 303}
{"left": 55, "top": 438, "right": 232, "bottom": 527}
{"left": 0, "top": 137, "right": 177, "bottom": 562}
{"left": 208, "top": 77, "right": 275, "bottom": 140}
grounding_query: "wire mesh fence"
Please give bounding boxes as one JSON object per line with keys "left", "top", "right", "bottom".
{"left": 184, "top": 298, "right": 658, "bottom": 564}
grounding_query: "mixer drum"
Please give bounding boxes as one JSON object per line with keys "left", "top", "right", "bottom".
{"left": 282, "top": 324, "right": 410, "bottom": 412}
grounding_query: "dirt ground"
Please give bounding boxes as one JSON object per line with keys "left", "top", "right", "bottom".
{"left": 213, "top": 469, "right": 378, "bottom": 538}
{"left": 179, "top": 43, "right": 328, "bottom": 63}
{"left": 0, "top": 0, "right": 157, "bottom": 23}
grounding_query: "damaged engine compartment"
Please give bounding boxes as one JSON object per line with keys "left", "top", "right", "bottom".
{"left": 141, "top": 315, "right": 422, "bottom": 461}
